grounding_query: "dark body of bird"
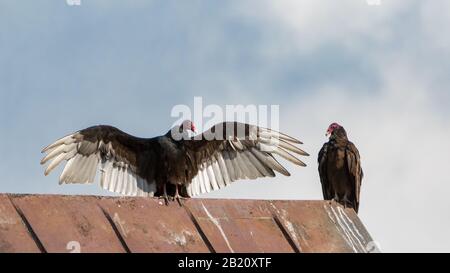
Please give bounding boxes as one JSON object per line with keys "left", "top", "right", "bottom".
{"left": 318, "top": 123, "right": 363, "bottom": 213}
{"left": 41, "top": 121, "right": 309, "bottom": 203}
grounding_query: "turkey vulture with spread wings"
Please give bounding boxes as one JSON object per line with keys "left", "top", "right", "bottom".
{"left": 41, "top": 121, "right": 309, "bottom": 202}
{"left": 318, "top": 123, "right": 363, "bottom": 213}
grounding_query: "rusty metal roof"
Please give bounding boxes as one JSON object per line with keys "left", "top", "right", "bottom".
{"left": 0, "top": 194, "right": 374, "bottom": 253}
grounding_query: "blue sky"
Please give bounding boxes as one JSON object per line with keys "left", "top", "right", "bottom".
{"left": 1, "top": 0, "right": 450, "bottom": 252}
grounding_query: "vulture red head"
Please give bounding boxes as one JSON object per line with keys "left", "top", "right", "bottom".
{"left": 326, "top": 122, "right": 348, "bottom": 139}
{"left": 326, "top": 123, "right": 341, "bottom": 136}
{"left": 168, "top": 119, "right": 197, "bottom": 140}
{"left": 180, "top": 119, "right": 196, "bottom": 133}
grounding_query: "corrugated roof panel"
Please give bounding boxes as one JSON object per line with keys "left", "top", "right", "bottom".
{"left": 0, "top": 195, "right": 41, "bottom": 253}
{"left": 0, "top": 194, "right": 375, "bottom": 253}
{"left": 270, "top": 200, "right": 373, "bottom": 253}
{"left": 11, "top": 195, "right": 126, "bottom": 253}
{"left": 98, "top": 197, "right": 210, "bottom": 253}
{"left": 185, "top": 199, "right": 295, "bottom": 253}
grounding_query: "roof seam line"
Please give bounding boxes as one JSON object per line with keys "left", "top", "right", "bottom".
{"left": 7, "top": 196, "right": 47, "bottom": 253}
{"left": 183, "top": 203, "right": 216, "bottom": 253}
{"left": 97, "top": 204, "right": 132, "bottom": 253}
{"left": 272, "top": 213, "right": 301, "bottom": 253}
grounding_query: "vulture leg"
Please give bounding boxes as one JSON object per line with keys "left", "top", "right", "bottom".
{"left": 158, "top": 183, "right": 170, "bottom": 206}
{"left": 174, "top": 185, "right": 187, "bottom": 207}
{"left": 340, "top": 192, "right": 350, "bottom": 209}
{"left": 333, "top": 193, "right": 339, "bottom": 204}
{"left": 343, "top": 195, "right": 352, "bottom": 210}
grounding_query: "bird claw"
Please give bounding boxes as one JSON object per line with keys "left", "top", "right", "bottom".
{"left": 158, "top": 195, "right": 170, "bottom": 206}
{"left": 175, "top": 195, "right": 187, "bottom": 207}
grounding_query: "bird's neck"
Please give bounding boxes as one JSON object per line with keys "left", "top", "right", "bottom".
{"left": 330, "top": 128, "right": 348, "bottom": 142}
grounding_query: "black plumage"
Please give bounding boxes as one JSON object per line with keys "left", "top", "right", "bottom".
{"left": 318, "top": 123, "right": 363, "bottom": 213}
{"left": 41, "top": 121, "right": 309, "bottom": 203}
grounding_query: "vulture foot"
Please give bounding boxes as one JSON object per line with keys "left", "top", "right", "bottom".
{"left": 158, "top": 183, "right": 170, "bottom": 206}
{"left": 158, "top": 195, "right": 170, "bottom": 206}
{"left": 175, "top": 196, "right": 187, "bottom": 206}
{"left": 174, "top": 185, "right": 187, "bottom": 206}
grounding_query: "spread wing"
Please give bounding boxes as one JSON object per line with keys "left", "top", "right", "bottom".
{"left": 318, "top": 142, "right": 332, "bottom": 200}
{"left": 181, "top": 122, "right": 309, "bottom": 197}
{"left": 41, "top": 125, "right": 158, "bottom": 196}
{"left": 345, "top": 142, "right": 363, "bottom": 212}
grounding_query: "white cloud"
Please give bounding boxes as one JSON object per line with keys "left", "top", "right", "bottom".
{"left": 420, "top": 1, "right": 450, "bottom": 49}
{"left": 235, "top": 0, "right": 407, "bottom": 55}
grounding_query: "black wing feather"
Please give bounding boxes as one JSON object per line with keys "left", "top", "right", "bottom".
{"left": 318, "top": 142, "right": 333, "bottom": 200}
{"left": 345, "top": 142, "right": 363, "bottom": 212}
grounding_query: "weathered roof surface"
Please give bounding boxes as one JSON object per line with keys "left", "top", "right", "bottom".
{"left": 0, "top": 194, "right": 374, "bottom": 253}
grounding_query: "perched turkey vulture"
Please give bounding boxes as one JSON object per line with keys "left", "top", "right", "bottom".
{"left": 41, "top": 121, "right": 309, "bottom": 203}
{"left": 318, "top": 123, "right": 363, "bottom": 213}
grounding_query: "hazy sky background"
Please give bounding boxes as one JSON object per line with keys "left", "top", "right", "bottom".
{"left": 1, "top": 0, "right": 450, "bottom": 252}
